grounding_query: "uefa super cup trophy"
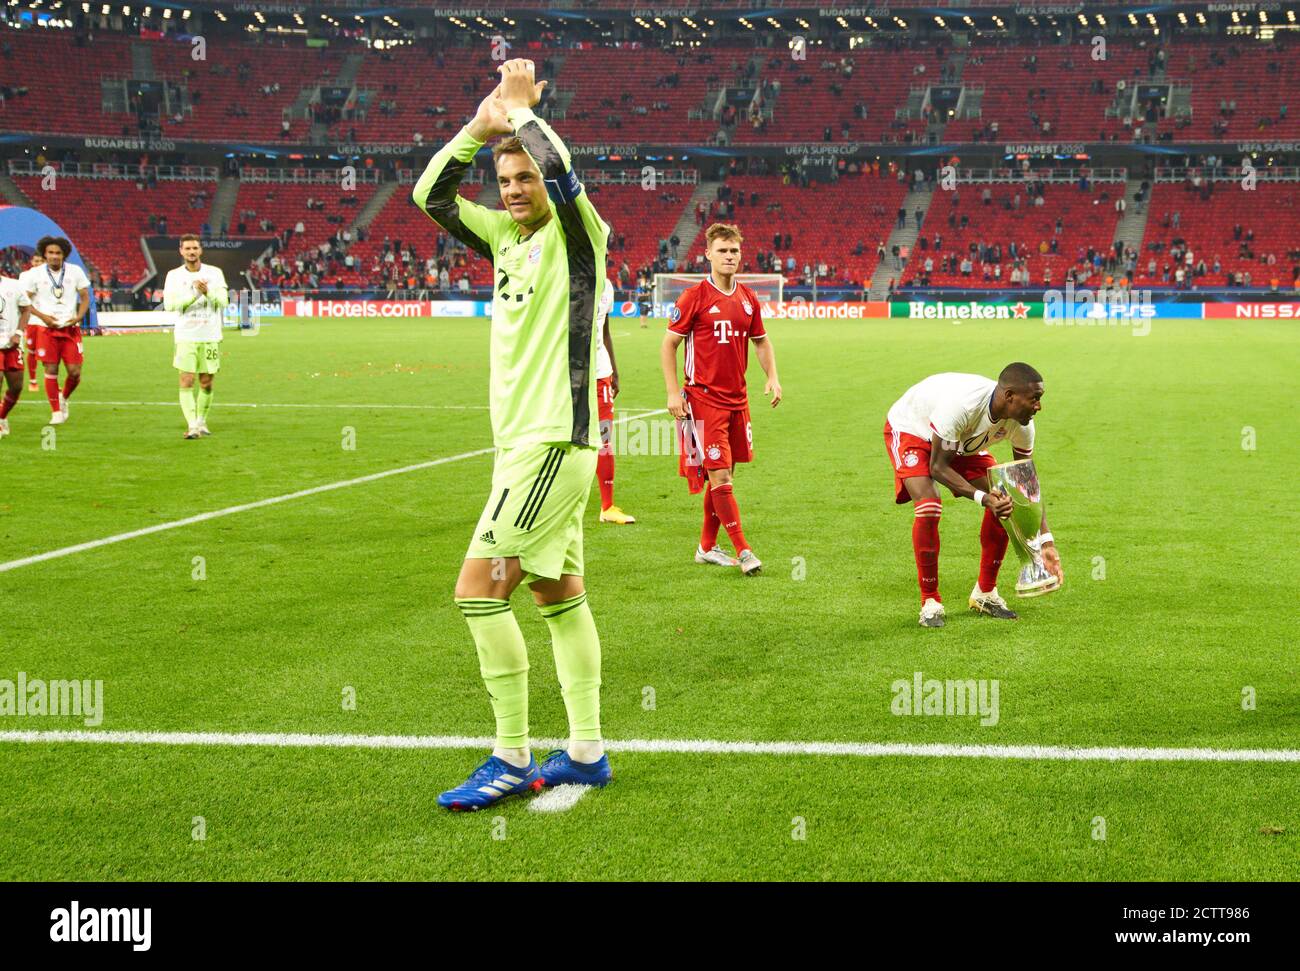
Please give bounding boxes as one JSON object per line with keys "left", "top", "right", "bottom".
{"left": 987, "top": 459, "right": 1060, "bottom": 598}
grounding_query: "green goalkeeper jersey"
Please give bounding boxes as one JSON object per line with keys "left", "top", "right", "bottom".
{"left": 413, "top": 106, "right": 609, "bottom": 449}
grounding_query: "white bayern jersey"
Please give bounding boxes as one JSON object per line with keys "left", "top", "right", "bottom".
{"left": 0, "top": 276, "right": 24, "bottom": 344}
{"left": 595, "top": 278, "right": 614, "bottom": 380}
{"left": 163, "top": 263, "right": 229, "bottom": 343}
{"left": 25, "top": 261, "right": 90, "bottom": 326}
{"left": 15, "top": 267, "right": 39, "bottom": 325}
{"left": 887, "top": 372, "right": 1035, "bottom": 456}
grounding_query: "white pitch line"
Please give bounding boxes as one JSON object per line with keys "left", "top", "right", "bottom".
{"left": 65, "top": 401, "right": 491, "bottom": 411}
{"left": 0, "top": 409, "right": 667, "bottom": 575}
{"left": 1, "top": 729, "right": 1298, "bottom": 764}
{"left": 529, "top": 784, "right": 592, "bottom": 813}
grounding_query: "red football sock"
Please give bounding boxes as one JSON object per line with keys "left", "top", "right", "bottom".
{"left": 43, "top": 373, "right": 60, "bottom": 411}
{"left": 596, "top": 451, "right": 615, "bottom": 510}
{"left": 0, "top": 389, "right": 18, "bottom": 419}
{"left": 709, "top": 482, "right": 749, "bottom": 555}
{"left": 26, "top": 348, "right": 38, "bottom": 382}
{"left": 700, "top": 484, "right": 721, "bottom": 550}
{"left": 912, "top": 498, "right": 942, "bottom": 603}
{"left": 978, "top": 507, "right": 1009, "bottom": 592}
{"left": 61, "top": 372, "right": 80, "bottom": 400}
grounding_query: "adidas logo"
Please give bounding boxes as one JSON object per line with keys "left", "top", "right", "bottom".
{"left": 708, "top": 304, "right": 720, "bottom": 313}
{"left": 480, "top": 529, "right": 496, "bottom": 545}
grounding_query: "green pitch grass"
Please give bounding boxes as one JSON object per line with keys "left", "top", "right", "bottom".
{"left": 0, "top": 315, "right": 1297, "bottom": 881}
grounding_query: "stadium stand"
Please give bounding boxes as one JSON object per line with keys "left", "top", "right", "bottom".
{"left": 11, "top": 173, "right": 216, "bottom": 283}
{"left": 684, "top": 173, "right": 909, "bottom": 287}
{"left": 0, "top": 33, "right": 134, "bottom": 137}
{"left": 1134, "top": 180, "right": 1300, "bottom": 288}
{"left": 899, "top": 179, "right": 1124, "bottom": 289}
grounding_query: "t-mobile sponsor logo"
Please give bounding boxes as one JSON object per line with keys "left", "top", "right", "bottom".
{"left": 50, "top": 901, "right": 151, "bottom": 951}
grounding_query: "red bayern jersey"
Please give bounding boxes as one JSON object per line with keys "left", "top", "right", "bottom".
{"left": 668, "top": 277, "right": 767, "bottom": 409}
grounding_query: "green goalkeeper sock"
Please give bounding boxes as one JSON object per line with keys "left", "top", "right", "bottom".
{"left": 455, "top": 598, "right": 529, "bottom": 749}
{"left": 538, "top": 593, "right": 602, "bottom": 742}
{"left": 179, "top": 388, "right": 198, "bottom": 425}
{"left": 196, "top": 386, "right": 214, "bottom": 420}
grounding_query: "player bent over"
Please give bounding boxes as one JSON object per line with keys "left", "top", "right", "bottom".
{"left": 164, "top": 235, "right": 228, "bottom": 439}
{"left": 23, "top": 237, "right": 89, "bottom": 426}
{"left": 661, "top": 223, "right": 781, "bottom": 576}
{"left": 414, "top": 60, "right": 612, "bottom": 811}
{"left": 19, "top": 252, "right": 44, "bottom": 392}
{"left": 595, "top": 273, "right": 636, "bottom": 524}
{"left": 0, "top": 272, "right": 25, "bottom": 437}
{"left": 883, "top": 363, "right": 1062, "bottom": 628}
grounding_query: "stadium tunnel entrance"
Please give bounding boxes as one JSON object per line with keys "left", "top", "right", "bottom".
{"left": 0, "top": 205, "right": 100, "bottom": 330}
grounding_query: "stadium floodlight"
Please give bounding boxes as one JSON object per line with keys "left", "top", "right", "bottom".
{"left": 100, "top": 3, "right": 108, "bottom": 14}
{"left": 162, "top": 7, "right": 170, "bottom": 18}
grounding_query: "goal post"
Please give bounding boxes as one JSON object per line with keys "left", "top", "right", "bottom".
{"left": 652, "top": 273, "right": 784, "bottom": 318}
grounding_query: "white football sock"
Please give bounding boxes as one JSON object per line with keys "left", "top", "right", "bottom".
{"left": 568, "top": 740, "right": 604, "bottom": 763}
{"left": 493, "top": 746, "right": 532, "bottom": 769}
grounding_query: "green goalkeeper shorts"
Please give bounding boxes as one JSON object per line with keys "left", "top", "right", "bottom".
{"left": 466, "top": 441, "right": 597, "bottom": 583}
{"left": 174, "top": 340, "right": 222, "bottom": 374}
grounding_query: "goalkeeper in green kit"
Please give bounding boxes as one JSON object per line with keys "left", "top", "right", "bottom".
{"left": 414, "top": 59, "right": 613, "bottom": 810}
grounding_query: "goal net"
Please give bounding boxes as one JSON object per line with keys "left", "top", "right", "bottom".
{"left": 652, "top": 273, "right": 784, "bottom": 318}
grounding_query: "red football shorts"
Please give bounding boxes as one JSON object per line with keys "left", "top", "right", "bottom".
{"left": 884, "top": 420, "right": 996, "bottom": 504}
{"left": 23, "top": 325, "right": 41, "bottom": 352}
{"left": 685, "top": 388, "right": 752, "bottom": 470}
{"left": 597, "top": 376, "right": 614, "bottom": 424}
{"left": 1, "top": 346, "right": 21, "bottom": 371}
{"left": 38, "top": 327, "right": 83, "bottom": 368}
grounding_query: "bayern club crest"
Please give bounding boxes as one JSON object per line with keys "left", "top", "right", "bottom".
{"left": 742, "top": 300, "right": 752, "bottom": 315}
{"left": 903, "top": 451, "right": 920, "bottom": 468}
{"left": 706, "top": 445, "right": 722, "bottom": 461}
{"left": 528, "top": 242, "right": 542, "bottom": 265}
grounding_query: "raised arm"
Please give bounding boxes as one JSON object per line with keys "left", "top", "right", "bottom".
{"left": 498, "top": 59, "right": 608, "bottom": 256}
{"left": 412, "top": 87, "right": 513, "bottom": 261}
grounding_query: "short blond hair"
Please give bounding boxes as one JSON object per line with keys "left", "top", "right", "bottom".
{"left": 705, "top": 223, "right": 743, "bottom": 248}
{"left": 491, "top": 136, "right": 529, "bottom": 164}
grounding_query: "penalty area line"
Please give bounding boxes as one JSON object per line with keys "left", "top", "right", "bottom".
{"left": 0, "top": 409, "right": 667, "bottom": 574}
{"left": 67, "top": 401, "right": 492, "bottom": 411}
{"left": 1, "top": 729, "right": 1298, "bottom": 764}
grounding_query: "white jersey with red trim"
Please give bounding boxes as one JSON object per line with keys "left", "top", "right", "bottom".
{"left": 16, "top": 267, "right": 41, "bottom": 325}
{"left": 0, "top": 276, "right": 24, "bottom": 344}
{"left": 595, "top": 277, "right": 614, "bottom": 380}
{"left": 25, "top": 261, "right": 89, "bottom": 326}
{"left": 887, "top": 372, "right": 1034, "bottom": 456}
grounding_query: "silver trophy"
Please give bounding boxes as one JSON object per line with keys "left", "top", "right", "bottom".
{"left": 988, "top": 459, "right": 1060, "bottom": 598}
